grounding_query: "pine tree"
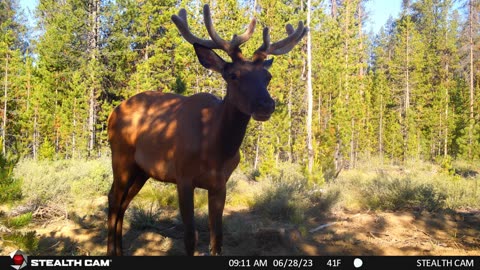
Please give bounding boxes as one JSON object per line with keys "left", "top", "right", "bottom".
{"left": 0, "top": 0, "right": 27, "bottom": 156}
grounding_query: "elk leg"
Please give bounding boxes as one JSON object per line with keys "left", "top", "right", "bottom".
{"left": 107, "top": 162, "right": 147, "bottom": 256}
{"left": 115, "top": 170, "right": 149, "bottom": 255}
{"left": 208, "top": 186, "right": 226, "bottom": 256}
{"left": 107, "top": 166, "right": 133, "bottom": 256}
{"left": 177, "top": 182, "right": 196, "bottom": 256}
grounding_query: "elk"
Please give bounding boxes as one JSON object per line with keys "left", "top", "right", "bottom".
{"left": 106, "top": 4, "right": 307, "bottom": 256}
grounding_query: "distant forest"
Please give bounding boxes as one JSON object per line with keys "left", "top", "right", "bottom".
{"left": 1, "top": 0, "right": 479, "bottom": 180}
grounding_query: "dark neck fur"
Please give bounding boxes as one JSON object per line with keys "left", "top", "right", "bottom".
{"left": 217, "top": 98, "right": 251, "bottom": 160}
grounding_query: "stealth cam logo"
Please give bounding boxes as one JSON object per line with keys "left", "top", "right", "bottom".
{"left": 10, "top": 250, "right": 28, "bottom": 270}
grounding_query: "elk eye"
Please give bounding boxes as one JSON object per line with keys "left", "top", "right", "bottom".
{"left": 228, "top": 73, "right": 238, "bottom": 80}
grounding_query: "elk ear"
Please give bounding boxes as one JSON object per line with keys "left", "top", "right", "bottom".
{"left": 263, "top": 58, "right": 274, "bottom": 70}
{"left": 194, "top": 43, "right": 227, "bottom": 73}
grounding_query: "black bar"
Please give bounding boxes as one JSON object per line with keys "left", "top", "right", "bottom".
{"left": 1, "top": 256, "right": 479, "bottom": 270}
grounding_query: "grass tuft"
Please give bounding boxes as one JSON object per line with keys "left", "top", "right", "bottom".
{"left": 5, "top": 212, "right": 33, "bottom": 229}
{"left": 2, "top": 231, "right": 39, "bottom": 253}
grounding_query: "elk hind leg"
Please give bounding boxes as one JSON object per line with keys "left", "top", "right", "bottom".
{"left": 107, "top": 160, "right": 148, "bottom": 255}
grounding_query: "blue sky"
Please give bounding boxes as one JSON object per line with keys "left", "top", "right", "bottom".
{"left": 19, "top": 0, "right": 38, "bottom": 27}
{"left": 365, "top": 0, "right": 402, "bottom": 33}
{"left": 19, "top": 0, "right": 402, "bottom": 34}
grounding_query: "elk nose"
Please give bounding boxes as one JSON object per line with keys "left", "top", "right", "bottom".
{"left": 258, "top": 98, "right": 275, "bottom": 113}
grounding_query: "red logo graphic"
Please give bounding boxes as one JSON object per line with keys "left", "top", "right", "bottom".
{"left": 10, "top": 250, "right": 28, "bottom": 270}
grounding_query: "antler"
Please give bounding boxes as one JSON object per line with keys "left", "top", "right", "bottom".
{"left": 254, "top": 22, "right": 308, "bottom": 60}
{"left": 172, "top": 4, "right": 257, "bottom": 59}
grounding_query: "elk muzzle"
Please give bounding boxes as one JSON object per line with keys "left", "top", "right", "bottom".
{"left": 252, "top": 97, "right": 275, "bottom": 121}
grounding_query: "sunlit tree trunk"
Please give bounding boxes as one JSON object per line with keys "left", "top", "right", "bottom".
{"left": 403, "top": 20, "right": 410, "bottom": 162}
{"left": 468, "top": 0, "right": 474, "bottom": 159}
{"left": 33, "top": 105, "right": 38, "bottom": 159}
{"left": 379, "top": 94, "right": 384, "bottom": 162}
{"left": 2, "top": 54, "right": 8, "bottom": 156}
{"left": 88, "top": 0, "right": 100, "bottom": 157}
{"left": 72, "top": 97, "right": 77, "bottom": 159}
{"left": 306, "top": 0, "right": 314, "bottom": 173}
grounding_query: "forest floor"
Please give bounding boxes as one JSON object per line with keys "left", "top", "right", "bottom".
{"left": 4, "top": 196, "right": 478, "bottom": 257}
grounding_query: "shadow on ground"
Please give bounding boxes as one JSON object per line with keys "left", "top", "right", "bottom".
{"left": 18, "top": 196, "right": 477, "bottom": 257}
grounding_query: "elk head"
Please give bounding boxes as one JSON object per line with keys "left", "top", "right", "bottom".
{"left": 172, "top": 5, "right": 307, "bottom": 121}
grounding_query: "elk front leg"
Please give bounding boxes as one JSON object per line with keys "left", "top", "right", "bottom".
{"left": 177, "top": 182, "right": 197, "bottom": 256}
{"left": 208, "top": 185, "right": 226, "bottom": 256}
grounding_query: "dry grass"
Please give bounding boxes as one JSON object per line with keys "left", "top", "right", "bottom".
{"left": 2, "top": 156, "right": 478, "bottom": 255}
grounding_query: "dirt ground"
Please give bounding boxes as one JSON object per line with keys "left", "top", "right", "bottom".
{"left": 3, "top": 196, "right": 478, "bottom": 257}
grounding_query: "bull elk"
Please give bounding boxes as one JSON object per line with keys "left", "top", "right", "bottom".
{"left": 106, "top": 4, "right": 307, "bottom": 256}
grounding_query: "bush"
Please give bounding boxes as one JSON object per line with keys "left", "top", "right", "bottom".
{"left": 128, "top": 205, "right": 162, "bottom": 230}
{"left": 323, "top": 158, "right": 480, "bottom": 211}
{"left": 358, "top": 177, "right": 446, "bottom": 211}
{"left": 266, "top": 162, "right": 307, "bottom": 183}
{"left": 70, "top": 161, "right": 112, "bottom": 201}
{"left": 226, "top": 170, "right": 261, "bottom": 208}
{"left": 251, "top": 179, "right": 308, "bottom": 224}
{"left": 0, "top": 177, "right": 22, "bottom": 203}
{"left": 5, "top": 212, "right": 33, "bottom": 229}
{"left": 14, "top": 158, "right": 112, "bottom": 205}
{"left": 136, "top": 181, "right": 178, "bottom": 208}
{"left": 436, "top": 155, "right": 454, "bottom": 175}
{"left": 250, "top": 164, "right": 318, "bottom": 224}
{"left": 38, "top": 138, "right": 55, "bottom": 161}
{"left": 0, "top": 145, "right": 22, "bottom": 203}
{"left": 2, "top": 231, "right": 39, "bottom": 253}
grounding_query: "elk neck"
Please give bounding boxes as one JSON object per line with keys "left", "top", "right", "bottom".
{"left": 215, "top": 96, "right": 251, "bottom": 160}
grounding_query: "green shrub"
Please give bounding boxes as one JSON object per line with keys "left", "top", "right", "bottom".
{"left": 226, "top": 171, "right": 260, "bottom": 208}
{"left": 436, "top": 155, "right": 454, "bottom": 175}
{"left": 136, "top": 181, "right": 178, "bottom": 208}
{"left": 70, "top": 161, "right": 112, "bottom": 201}
{"left": 324, "top": 159, "right": 480, "bottom": 211}
{"left": 38, "top": 138, "right": 55, "bottom": 161}
{"left": 265, "top": 162, "right": 306, "bottom": 183}
{"left": 14, "top": 158, "right": 112, "bottom": 205}
{"left": 358, "top": 177, "right": 446, "bottom": 211}
{"left": 251, "top": 177, "right": 310, "bottom": 224}
{"left": 128, "top": 205, "right": 161, "bottom": 230}
{"left": 2, "top": 231, "right": 39, "bottom": 253}
{"left": 0, "top": 178, "right": 22, "bottom": 203}
{"left": 438, "top": 175, "right": 480, "bottom": 209}
{"left": 228, "top": 163, "right": 333, "bottom": 224}
{"left": 5, "top": 212, "right": 33, "bottom": 229}
{"left": 0, "top": 144, "right": 22, "bottom": 203}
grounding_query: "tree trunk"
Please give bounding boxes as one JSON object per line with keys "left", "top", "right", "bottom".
{"left": 253, "top": 125, "right": 262, "bottom": 171}
{"left": 468, "top": 0, "right": 474, "bottom": 159}
{"left": 350, "top": 118, "right": 355, "bottom": 169}
{"left": 306, "top": 0, "right": 314, "bottom": 173}
{"left": 55, "top": 86, "right": 59, "bottom": 155}
{"left": 403, "top": 16, "right": 410, "bottom": 162}
{"left": 379, "top": 94, "right": 384, "bottom": 162}
{"left": 344, "top": 0, "right": 349, "bottom": 95}
{"left": 444, "top": 29, "right": 449, "bottom": 157}
{"left": 26, "top": 58, "right": 31, "bottom": 112}
{"left": 358, "top": 3, "right": 364, "bottom": 78}
{"left": 288, "top": 77, "right": 293, "bottom": 162}
{"left": 33, "top": 105, "right": 38, "bottom": 159}
{"left": 2, "top": 53, "right": 8, "bottom": 156}
{"left": 72, "top": 97, "right": 77, "bottom": 159}
{"left": 88, "top": 81, "right": 96, "bottom": 156}
{"left": 331, "top": 0, "right": 337, "bottom": 18}
{"left": 88, "top": 0, "right": 100, "bottom": 157}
